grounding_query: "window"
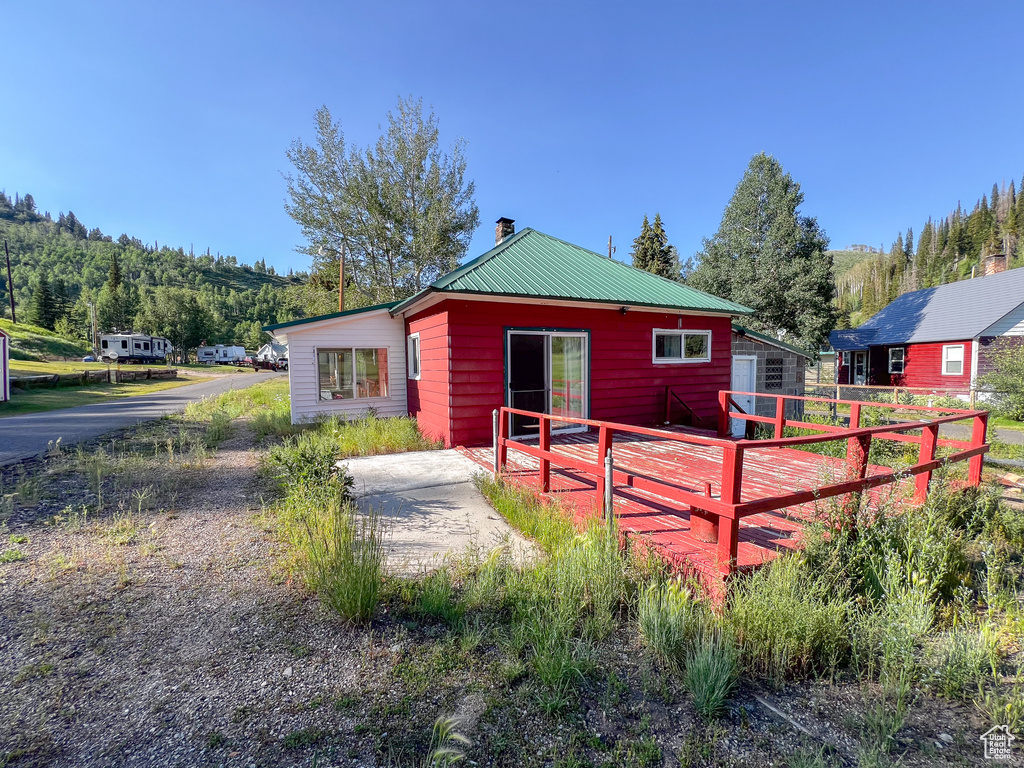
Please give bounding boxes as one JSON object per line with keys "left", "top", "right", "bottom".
{"left": 765, "top": 358, "right": 784, "bottom": 389}
{"left": 942, "top": 344, "right": 964, "bottom": 376}
{"left": 407, "top": 333, "right": 421, "bottom": 380}
{"left": 841, "top": 351, "right": 850, "bottom": 366}
{"left": 143, "top": 342, "right": 150, "bottom": 351}
{"left": 101, "top": 340, "right": 109, "bottom": 350}
{"left": 652, "top": 330, "right": 711, "bottom": 363}
{"left": 318, "top": 348, "right": 389, "bottom": 400}
{"left": 888, "top": 347, "right": 905, "bottom": 374}
{"left": 121, "top": 340, "right": 127, "bottom": 349}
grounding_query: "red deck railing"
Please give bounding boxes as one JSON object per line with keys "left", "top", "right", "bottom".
{"left": 493, "top": 391, "right": 990, "bottom": 576}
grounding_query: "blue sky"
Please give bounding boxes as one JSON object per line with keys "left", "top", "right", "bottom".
{"left": 3, "top": 1, "right": 1022, "bottom": 273}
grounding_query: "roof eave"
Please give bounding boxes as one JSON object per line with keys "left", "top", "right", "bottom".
{"left": 262, "top": 301, "right": 401, "bottom": 333}
{"left": 393, "top": 287, "right": 752, "bottom": 317}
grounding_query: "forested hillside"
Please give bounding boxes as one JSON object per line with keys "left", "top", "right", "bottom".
{"left": 835, "top": 174, "right": 1023, "bottom": 327}
{"left": 0, "top": 189, "right": 308, "bottom": 357}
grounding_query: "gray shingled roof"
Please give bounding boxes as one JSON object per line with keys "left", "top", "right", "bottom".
{"left": 830, "top": 267, "right": 1024, "bottom": 350}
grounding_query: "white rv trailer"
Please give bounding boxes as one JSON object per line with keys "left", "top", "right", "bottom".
{"left": 99, "top": 333, "right": 172, "bottom": 364}
{"left": 196, "top": 344, "right": 247, "bottom": 365}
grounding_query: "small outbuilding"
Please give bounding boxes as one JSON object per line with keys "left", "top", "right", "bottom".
{"left": 266, "top": 220, "right": 753, "bottom": 446}
{"left": 729, "top": 324, "right": 810, "bottom": 430}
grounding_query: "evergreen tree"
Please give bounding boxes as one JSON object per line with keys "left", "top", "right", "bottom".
{"left": 108, "top": 251, "right": 123, "bottom": 290}
{"left": 630, "top": 213, "right": 676, "bottom": 278}
{"left": 27, "top": 276, "right": 57, "bottom": 330}
{"left": 689, "top": 153, "right": 834, "bottom": 351}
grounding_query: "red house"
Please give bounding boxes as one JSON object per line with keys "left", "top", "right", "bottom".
{"left": 829, "top": 261, "right": 1024, "bottom": 393}
{"left": 267, "top": 220, "right": 753, "bottom": 447}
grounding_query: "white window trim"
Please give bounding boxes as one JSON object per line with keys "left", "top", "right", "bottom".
{"left": 407, "top": 333, "right": 421, "bottom": 380}
{"left": 941, "top": 344, "right": 965, "bottom": 376}
{"left": 841, "top": 351, "right": 850, "bottom": 366}
{"left": 887, "top": 347, "right": 905, "bottom": 374}
{"left": 651, "top": 329, "right": 712, "bottom": 364}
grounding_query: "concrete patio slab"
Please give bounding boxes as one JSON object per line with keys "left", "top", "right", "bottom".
{"left": 339, "top": 449, "right": 532, "bottom": 573}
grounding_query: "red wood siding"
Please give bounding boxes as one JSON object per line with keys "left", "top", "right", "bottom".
{"left": 406, "top": 310, "right": 452, "bottom": 446}
{"left": 879, "top": 340, "right": 972, "bottom": 389}
{"left": 407, "top": 298, "right": 732, "bottom": 447}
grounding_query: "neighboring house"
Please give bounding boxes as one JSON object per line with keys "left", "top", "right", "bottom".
{"left": 266, "top": 219, "right": 753, "bottom": 446}
{"left": 730, "top": 324, "right": 809, "bottom": 424}
{"left": 255, "top": 342, "right": 287, "bottom": 363}
{"left": 0, "top": 327, "right": 9, "bottom": 403}
{"left": 829, "top": 263, "right": 1024, "bottom": 392}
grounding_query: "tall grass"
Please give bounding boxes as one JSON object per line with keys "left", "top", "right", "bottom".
{"left": 725, "top": 554, "right": 852, "bottom": 685}
{"left": 684, "top": 633, "right": 737, "bottom": 720}
{"left": 637, "top": 580, "right": 708, "bottom": 670}
{"left": 274, "top": 475, "right": 389, "bottom": 623}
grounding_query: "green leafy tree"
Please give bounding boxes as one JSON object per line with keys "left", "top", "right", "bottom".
{"left": 285, "top": 97, "right": 480, "bottom": 309}
{"left": 981, "top": 340, "right": 1024, "bottom": 420}
{"left": 689, "top": 153, "right": 834, "bottom": 351}
{"left": 135, "top": 286, "right": 215, "bottom": 363}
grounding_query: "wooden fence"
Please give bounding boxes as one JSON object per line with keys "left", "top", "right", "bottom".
{"left": 494, "top": 390, "right": 989, "bottom": 576}
{"left": 11, "top": 368, "right": 178, "bottom": 389}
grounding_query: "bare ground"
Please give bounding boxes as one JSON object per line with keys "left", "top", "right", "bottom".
{"left": 0, "top": 418, "right": 1008, "bottom": 767}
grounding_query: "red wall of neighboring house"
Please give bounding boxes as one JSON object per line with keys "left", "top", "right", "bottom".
{"left": 887, "top": 340, "right": 972, "bottom": 389}
{"left": 838, "top": 340, "right": 974, "bottom": 390}
{"left": 405, "top": 298, "right": 733, "bottom": 447}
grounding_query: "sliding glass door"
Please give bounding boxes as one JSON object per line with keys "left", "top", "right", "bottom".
{"left": 506, "top": 331, "right": 588, "bottom": 438}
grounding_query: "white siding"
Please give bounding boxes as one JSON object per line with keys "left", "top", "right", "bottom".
{"left": 280, "top": 310, "right": 408, "bottom": 424}
{"left": 982, "top": 301, "right": 1024, "bottom": 337}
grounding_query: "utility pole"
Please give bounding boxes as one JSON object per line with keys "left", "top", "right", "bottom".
{"left": 4, "top": 239, "right": 15, "bottom": 323}
{"left": 607, "top": 236, "right": 616, "bottom": 260}
{"left": 338, "top": 243, "right": 345, "bottom": 312}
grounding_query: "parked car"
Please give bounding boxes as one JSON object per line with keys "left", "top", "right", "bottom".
{"left": 82, "top": 355, "right": 96, "bottom": 363}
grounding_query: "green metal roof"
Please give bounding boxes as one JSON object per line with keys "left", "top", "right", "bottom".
{"left": 732, "top": 323, "right": 812, "bottom": 358}
{"left": 391, "top": 228, "right": 753, "bottom": 316}
{"left": 262, "top": 301, "right": 400, "bottom": 333}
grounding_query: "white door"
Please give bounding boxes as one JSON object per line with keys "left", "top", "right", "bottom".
{"left": 852, "top": 351, "right": 867, "bottom": 385}
{"left": 731, "top": 356, "right": 757, "bottom": 438}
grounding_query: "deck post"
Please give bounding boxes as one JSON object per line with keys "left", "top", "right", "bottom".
{"left": 849, "top": 401, "right": 861, "bottom": 430}
{"left": 773, "top": 396, "right": 786, "bottom": 439}
{"left": 492, "top": 409, "right": 500, "bottom": 476}
{"left": 497, "top": 408, "right": 508, "bottom": 472}
{"left": 604, "top": 449, "right": 614, "bottom": 526}
{"left": 717, "top": 390, "right": 729, "bottom": 437}
{"left": 968, "top": 412, "right": 988, "bottom": 486}
{"left": 596, "top": 425, "right": 613, "bottom": 508}
{"left": 914, "top": 422, "right": 939, "bottom": 503}
{"left": 717, "top": 445, "right": 743, "bottom": 575}
{"left": 539, "top": 415, "right": 551, "bottom": 493}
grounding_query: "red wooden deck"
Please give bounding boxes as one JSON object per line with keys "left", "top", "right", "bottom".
{"left": 461, "top": 426, "right": 911, "bottom": 583}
